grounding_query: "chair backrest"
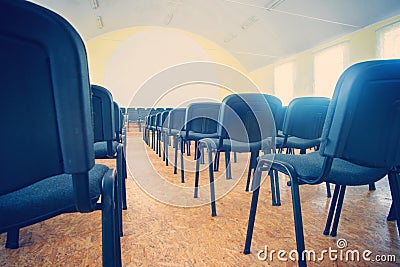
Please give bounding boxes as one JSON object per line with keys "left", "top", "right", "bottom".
{"left": 319, "top": 59, "right": 400, "bottom": 169}
{"left": 218, "top": 94, "right": 275, "bottom": 146}
{"left": 185, "top": 102, "right": 221, "bottom": 134}
{"left": 127, "top": 108, "right": 138, "bottom": 121}
{"left": 155, "top": 112, "right": 164, "bottom": 128}
{"left": 92, "top": 85, "right": 115, "bottom": 143}
{"left": 149, "top": 114, "right": 158, "bottom": 127}
{"left": 113, "top": 101, "right": 123, "bottom": 141}
{"left": 264, "top": 94, "right": 283, "bottom": 128}
{"left": 0, "top": 0, "right": 95, "bottom": 210}
{"left": 167, "top": 108, "right": 186, "bottom": 133}
{"left": 159, "top": 110, "right": 171, "bottom": 129}
{"left": 283, "top": 97, "right": 330, "bottom": 139}
{"left": 277, "top": 106, "right": 287, "bottom": 132}
{"left": 137, "top": 108, "right": 147, "bottom": 120}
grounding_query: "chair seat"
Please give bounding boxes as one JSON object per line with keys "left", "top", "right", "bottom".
{"left": 0, "top": 164, "right": 108, "bottom": 232}
{"left": 181, "top": 131, "right": 219, "bottom": 141}
{"left": 94, "top": 141, "right": 119, "bottom": 158}
{"left": 168, "top": 129, "right": 180, "bottom": 136}
{"left": 276, "top": 136, "right": 321, "bottom": 150}
{"left": 270, "top": 152, "right": 388, "bottom": 186}
{"left": 286, "top": 136, "right": 321, "bottom": 149}
{"left": 205, "top": 138, "right": 273, "bottom": 152}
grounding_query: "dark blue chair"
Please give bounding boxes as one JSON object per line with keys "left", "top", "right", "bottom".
{"left": 195, "top": 94, "right": 276, "bottom": 216}
{"left": 158, "top": 110, "right": 172, "bottom": 161}
{"left": 127, "top": 108, "right": 139, "bottom": 131}
{"left": 276, "top": 106, "right": 287, "bottom": 137}
{"left": 164, "top": 108, "right": 187, "bottom": 173}
{"left": 212, "top": 94, "right": 281, "bottom": 172}
{"left": 277, "top": 97, "right": 330, "bottom": 155}
{"left": 0, "top": 1, "right": 121, "bottom": 265}
{"left": 244, "top": 59, "right": 400, "bottom": 267}
{"left": 92, "top": 86, "right": 127, "bottom": 215}
{"left": 180, "top": 102, "right": 221, "bottom": 183}
{"left": 137, "top": 107, "right": 148, "bottom": 132}
{"left": 274, "top": 97, "right": 331, "bottom": 204}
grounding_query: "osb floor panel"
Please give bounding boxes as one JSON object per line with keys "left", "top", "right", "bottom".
{"left": 1, "top": 126, "right": 399, "bottom": 266}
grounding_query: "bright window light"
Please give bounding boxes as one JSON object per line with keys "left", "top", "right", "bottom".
{"left": 274, "top": 62, "right": 295, "bottom": 105}
{"left": 313, "top": 44, "right": 347, "bottom": 98}
{"left": 377, "top": 21, "right": 400, "bottom": 59}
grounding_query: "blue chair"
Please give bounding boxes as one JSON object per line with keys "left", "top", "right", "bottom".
{"left": 137, "top": 107, "right": 148, "bottom": 132}
{"left": 92, "top": 86, "right": 127, "bottom": 214}
{"left": 180, "top": 102, "right": 221, "bottom": 183}
{"left": 244, "top": 59, "right": 400, "bottom": 267}
{"left": 0, "top": 1, "right": 121, "bottom": 265}
{"left": 277, "top": 97, "right": 330, "bottom": 155}
{"left": 276, "top": 106, "right": 287, "bottom": 137}
{"left": 164, "top": 108, "right": 187, "bottom": 173}
{"left": 127, "top": 108, "right": 139, "bottom": 131}
{"left": 195, "top": 94, "right": 276, "bottom": 216}
{"left": 274, "top": 97, "right": 331, "bottom": 203}
{"left": 213, "top": 94, "right": 281, "bottom": 172}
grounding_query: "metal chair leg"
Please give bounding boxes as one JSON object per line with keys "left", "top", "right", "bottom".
{"left": 244, "top": 165, "right": 263, "bottom": 254}
{"left": 225, "top": 151, "right": 232, "bottom": 179}
{"left": 330, "top": 185, "right": 346, "bottom": 237}
{"left": 207, "top": 148, "right": 217, "bottom": 217}
{"left": 323, "top": 184, "right": 340, "bottom": 235}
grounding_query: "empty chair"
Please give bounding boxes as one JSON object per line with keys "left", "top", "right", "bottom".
{"left": 127, "top": 108, "right": 139, "bottom": 131}
{"left": 195, "top": 94, "right": 275, "bottom": 216}
{"left": 156, "top": 110, "right": 171, "bottom": 157}
{"left": 244, "top": 59, "right": 400, "bottom": 267}
{"left": 158, "top": 110, "right": 172, "bottom": 161}
{"left": 264, "top": 94, "right": 283, "bottom": 132}
{"left": 179, "top": 102, "right": 221, "bottom": 183}
{"left": 92, "top": 87, "right": 128, "bottom": 214}
{"left": 276, "top": 106, "right": 287, "bottom": 137}
{"left": 277, "top": 97, "right": 330, "bottom": 154}
{"left": 275, "top": 97, "right": 331, "bottom": 202}
{"left": 136, "top": 107, "right": 147, "bottom": 131}
{"left": 164, "top": 108, "right": 187, "bottom": 173}
{"left": 0, "top": 1, "right": 121, "bottom": 265}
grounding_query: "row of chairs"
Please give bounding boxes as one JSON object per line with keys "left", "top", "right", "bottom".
{"left": 142, "top": 94, "right": 329, "bottom": 214}
{"left": 0, "top": 1, "right": 126, "bottom": 266}
{"left": 126, "top": 107, "right": 151, "bottom": 131}
{"left": 141, "top": 61, "right": 400, "bottom": 267}
{"left": 243, "top": 60, "right": 400, "bottom": 267}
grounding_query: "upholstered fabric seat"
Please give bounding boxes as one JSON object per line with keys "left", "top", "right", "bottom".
{"left": 274, "top": 152, "right": 388, "bottom": 186}
{"left": 0, "top": 164, "right": 108, "bottom": 229}
{"left": 94, "top": 141, "right": 119, "bottom": 158}
{"left": 244, "top": 60, "right": 400, "bottom": 267}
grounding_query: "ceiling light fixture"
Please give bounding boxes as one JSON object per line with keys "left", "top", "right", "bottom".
{"left": 96, "top": 16, "right": 103, "bottom": 29}
{"left": 91, "top": 0, "right": 99, "bottom": 9}
{"left": 264, "top": 0, "right": 286, "bottom": 11}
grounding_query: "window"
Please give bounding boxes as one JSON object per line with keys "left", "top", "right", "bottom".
{"left": 274, "top": 62, "right": 295, "bottom": 105}
{"left": 377, "top": 21, "right": 400, "bottom": 59}
{"left": 313, "top": 43, "right": 347, "bottom": 98}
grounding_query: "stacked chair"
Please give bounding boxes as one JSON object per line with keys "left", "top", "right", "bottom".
{"left": 0, "top": 1, "right": 122, "bottom": 265}
{"left": 244, "top": 59, "right": 400, "bottom": 267}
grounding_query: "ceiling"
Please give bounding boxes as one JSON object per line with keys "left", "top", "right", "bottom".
{"left": 30, "top": 0, "right": 400, "bottom": 72}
